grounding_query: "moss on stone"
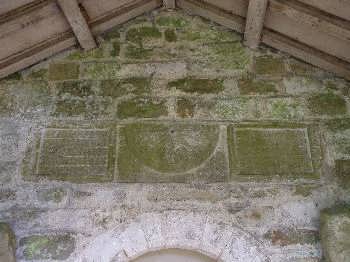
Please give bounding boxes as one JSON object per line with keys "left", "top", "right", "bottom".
{"left": 100, "top": 77, "right": 150, "bottom": 97}
{"left": 111, "top": 41, "right": 121, "bottom": 57}
{"left": 117, "top": 123, "right": 220, "bottom": 180}
{"left": 164, "top": 28, "right": 177, "bottom": 42}
{"left": 176, "top": 98, "right": 195, "bottom": 118}
{"left": 49, "top": 63, "right": 80, "bottom": 80}
{"left": 239, "top": 78, "right": 277, "bottom": 95}
{"left": 1, "top": 72, "right": 21, "bottom": 81}
{"left": 289, "top": 59, "right": 316, "bottom": 76}
{"left": 0, "top": 223, "right": 16, "bottom": 251}
{"left": 126, "top": 26, "right": 162, "bottom": 45}
{"left": 26, "top": 68, "right": 48, "bottom": 80}
{"left": 67, "top": 48, "right": 104, "bottom": 60}
{"left": 335, "top": 159, "right": 350, "bottom": 189}
{"left": 117, "top": 97, "right": 168, "bottom": 119}
{"left": 228, "top": 125, "right": 317, "bottom": 179}
{"left": 271, "top": 100, "right": 294, "bottom": 119}
{"left": 124, "top": 45, "right": 153, "bottom": 59}
{"left": 56, "top": 81, "right": 94, "bottom": 98}
{"left": 326, "top": 118, "right": 350, "bottom": 131}
{"left": 255, "top": 55, "right": 286, "bottom": 76}
{"left": 20, "top": 234, "right": 75, "bottom": 260}
{"left": 321, "top": 205, "right": 350, "bottom": 262}
{"left": 168, "top": 77, "right": 224, "bottom": 94}
{"left": 308, "top": 92, "right": 347, "bottom": 116}
{"left": 210, "top": 42, "right": 250, "bottom": 70}
{"left": 81, "top": 62, "right": 120, "bottom": 79}
{"left": 156, "top": 16, "right": 189, "bottom": 28}
{"left": 53, "top": 99, "right": 87, "bottom": 117}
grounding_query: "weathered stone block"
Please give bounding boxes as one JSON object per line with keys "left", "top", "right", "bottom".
{"left": 0, "top": 223, "right": 16, "bottom": 262}
{"left": 255, "top": 55, "right": 286, "bottom": 76}
{"left": 176, "top": 98, "right": 195, "bottom": 118}
{"left": 80, "top": 62, "right": 120, "bottom": 79}
{"left": 228, "top": 123, "right": 321, "bottom": 180}
{"left": 336, "top": 159, "right": 350, "bottom": 188}
{"left": 308, "top": 92, "right": 347, "bottom": 116}
{"left": 22, "top": 123, "right": 116, "bottom": 183}
{"left": 49, "top": 63, "right": 79, "bottom": 80}
{"left": 117, "top": 122, "right": 227, "bottom": 183}
{"left": 168, "top": 77, "right": 224, "bottom": 94}
{"left": 264, "top": 228, "right": 319, "bottom": 246}
{"left": 0, "top": 82, "right": 52, "bottom": 118}
{"left": 257, "top": 97, "right": 307, "bottom": 120}
{"left": 321, "top": 206, "right": 350, "bottom": 262}
{"left": 117, "top": 97, "right": 168, "bottom": 119}
{"left": 238, "top": 78, "right": 278, "bottom": 95}
{"left": 20, "top": 234, "right": 75, "bottom": 260}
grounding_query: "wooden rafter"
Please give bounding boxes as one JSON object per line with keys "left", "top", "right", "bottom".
{"left": 163, "top": 0, "right": 176, "bottom": 9}
{"left": 244, "top": 0, "right": 268, "bottom": 49}
{"left": 57, "top": 0, "right": 96, "bottom": 50}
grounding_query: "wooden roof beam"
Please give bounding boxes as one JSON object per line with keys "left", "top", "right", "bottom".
{"left": 244, "top": 0, "right": 268, "bottom": 49}
{"left": 163, "top": 0, "right": 176, "bottom": 9}
{"left": 57, "top": 0, "right": 96, "bottom": 50}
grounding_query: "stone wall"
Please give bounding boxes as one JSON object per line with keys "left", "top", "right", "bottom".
{"left": 0, "top": 8, "right": 349, "bottom": 261}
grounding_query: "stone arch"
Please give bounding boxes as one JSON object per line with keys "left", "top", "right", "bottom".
{"left": 76, "top": 211, "right": 269, "bottom": 262}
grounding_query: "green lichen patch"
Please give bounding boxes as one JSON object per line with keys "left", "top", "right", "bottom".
{"left": 67, "top": 48, "right": 104, "bottom": 60}
{"left": 37, "top": 188, "right": 67, "bottom": 203}
{"left": 164, "top": 28, "right": 177, "bottom": 42}
{"left": 307, "top": 92, "right": 347, "bottom": 116}
{"left": 56, "top": 80, "right": 96, "bottom": 98}
{"left": 293, "top": 185, "right": 319, "bottom": 197}
{"left": 228, "top": 124, "right": 321, "bottom": 180}
{"left": 255, "top": 55, "right": 286, "bottom": 76}
{"left": 117, "top": 97, "right": 168, "bottom": 119}
{"left": 259, "top": 98, "right": 306, "bottom": 120}
{"left": 176, "top": 98, "right": 195, "bottom": 118}
{"left": 117, "top": 122, "right": 224, "bottom": 182}
{"left": 168, "top": 77, "right": 224, "bottom": 94}
{"left": 321, "top": 206, "right": 350, "bottom": 262}
{"left": 176, "top": 16, "right": 241, "bottom": 43}
{"left": 80, "top": 62, "right": 120, "bottom": 79}
{"left": 124, "top": 44, "right": 153, "bottom": 60}
{"left": 126, "top": 26, "right": 162, "bottom": 45}
{"left": 1, "top": 72, "right": 22, "bottom": 81}
{"left": 49, "top": 63, "right": 80, "bottom": 80}
{"left": 239, "top": 78, "right": 278, "bottom": 95}
{"left": 20, "top": 234, "right": 75, "bottom": 260}
{"left": 194, "top": 42, "right": 250, "bottom": 71}
{"left": 335, "top": 159, "right": 350, "bottom": 189}
{"left": 111, "top": 41, "right": 121, "bottom": 57}
{"left": 100, "top": 77, "right": 150, "bottom": 97}
{"left": 326, "top": 118, "right": 350, "bottom": 131}
{"left": 156, "top": 16, "right": 189, "bottom": 28}
{"left": 22, "top": 125, "right": 116, "bottom": 183}
{"left": 53, "top": 99, "right": 88, "bottom": 117}
{"left": 26, "top": 68, "right": 48, "bottom": 80}
{"left": 264, "top": 228, "right": 319, "bottom": 246}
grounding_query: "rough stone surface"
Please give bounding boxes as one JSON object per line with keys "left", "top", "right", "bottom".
{"left": 320, "top": 206, "right": 350, "bottom": 262}
{"left": 0, "top": 8, "right": 349, "bottom": 262}
{"left": 0, "top": 223, "right": 16, "bottom": 262}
